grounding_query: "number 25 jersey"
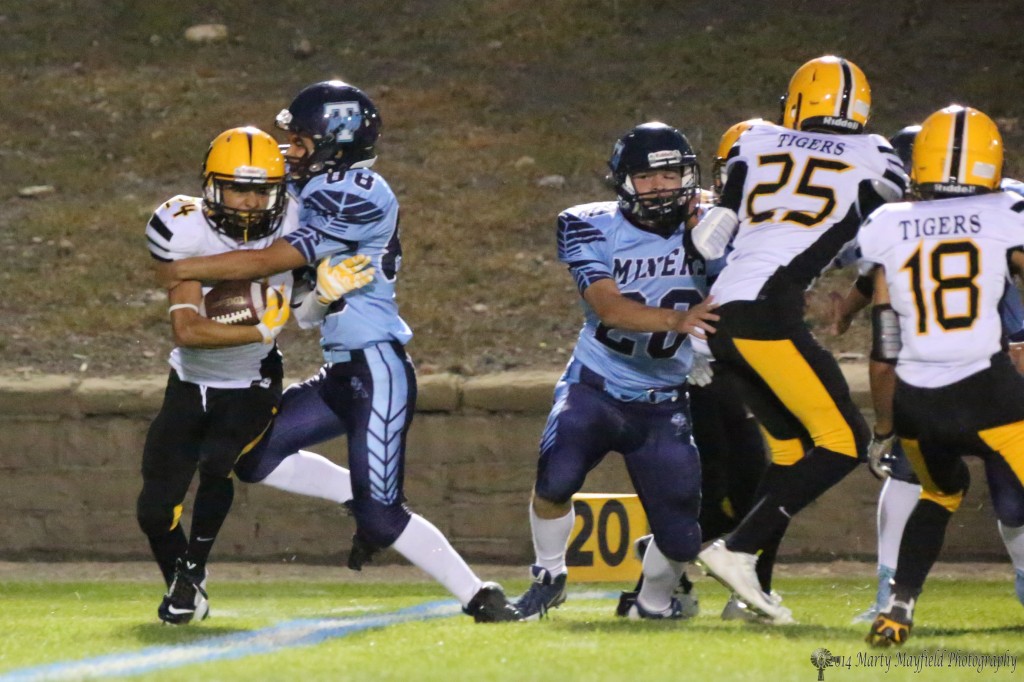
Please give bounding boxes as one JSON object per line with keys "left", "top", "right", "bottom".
{"left": 711, "top": 122, "right": 906, "bottom": 304}
{"left": 858, "top": 191, "right": 1024, "bottom": 387}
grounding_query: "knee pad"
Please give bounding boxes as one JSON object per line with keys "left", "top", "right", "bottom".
{"left": 533, "top": 477, "right": 579, "bottom": 507}
{"left": 198, "top": 453, "right": 236, "bottom": 480}
{"left": 651, "top": 519, "right": 701, "bottom": 563}
{"left": 994, "top": 495, "right": 1024, "bottom": 528}
{"left": 921, "top": 464, "right": 969, "bottom": 514}
{"left": 350, "top": 498, "right": 413, "bottom": 548}
{"left": 233, "top": 452, "right": 266, "bottom": 483}
{"left": 136, "top": 493, "right": 178, "bottom": 538}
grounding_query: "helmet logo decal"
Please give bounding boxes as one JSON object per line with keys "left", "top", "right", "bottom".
{"left": 324, "top": 102, "right": 362, "bottom": 142}
{"left": 647, "top": 149, "right": 683, "bottom": 166}
{"left": 232, "top": 165, "right": 270, "bottom": 180}
{"left": 973, "top": 161, "right": 997, "bottom": 180}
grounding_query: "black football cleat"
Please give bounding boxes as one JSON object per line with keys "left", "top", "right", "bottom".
{"left": 464, "top": 582, "right": 523, "bottom": 623}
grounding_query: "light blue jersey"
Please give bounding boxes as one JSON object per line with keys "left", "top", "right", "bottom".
{"left": 558, "top": 201, "right": 715, "bottom": 393}
{"left": 284, "top": 168, "right": 413, "bottom": 354}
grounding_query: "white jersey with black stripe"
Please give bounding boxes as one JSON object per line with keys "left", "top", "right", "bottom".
{"left": 145, "top": 195, "right": 298, "bottom": 388}
{"left": 858, "top": 191, "right": 1024, "bottom": 387}
{"left": 710, "top": 122, "right": 906, "bottom": 304}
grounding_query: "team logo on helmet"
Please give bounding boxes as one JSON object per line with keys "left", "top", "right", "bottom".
{"left": 324, "top": 102, "right": 363, "bottom": 142}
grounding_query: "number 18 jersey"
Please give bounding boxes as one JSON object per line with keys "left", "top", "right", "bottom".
{"left": 858, "top": 191, "right": 1024, "bottom": 387}
{"left": 711, "top": 122, "right": 906, "bottom": 304}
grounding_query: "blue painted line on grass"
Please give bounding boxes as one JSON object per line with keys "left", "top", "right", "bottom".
{"left": 0, "top": 590, "right": 619, "bottom": 681}
{"left": 0, "top": 599, "right": 460, "bottom": 682}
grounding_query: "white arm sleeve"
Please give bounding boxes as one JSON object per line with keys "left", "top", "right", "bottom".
{"left": 690, "top": 206, "right": 739, "bottom": 260}
{"left": 292, "top": 289, "right": 329, "bottom": 330}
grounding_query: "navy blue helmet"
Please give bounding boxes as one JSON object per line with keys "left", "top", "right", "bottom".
{"left": 888, "top": 124, "right": 921, "bottom": 175}
{"left": 608, "top": 122, "right": 700, "bottom": 233}
{"left": 275, "top": 80, "right": 381, "bottom": 182}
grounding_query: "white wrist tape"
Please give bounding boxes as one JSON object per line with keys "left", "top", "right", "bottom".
{"left": 691, "top": 206, "right": 739, "bottom": 260}
{"left": 167, "top": 303, "right": 200, "bottom": 315}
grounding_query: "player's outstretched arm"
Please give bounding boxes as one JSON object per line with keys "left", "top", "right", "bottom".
{"left": 828, "top": 278, "right": 872, "bottom": 336}
{"left": 583, "top": 279, "right": 718, "bottom": 335}
{"left": 866, "top": 267, "right": 898, "bottom": 478}
{"left": 156, "top": 240, "right": 308, "bottom": 290}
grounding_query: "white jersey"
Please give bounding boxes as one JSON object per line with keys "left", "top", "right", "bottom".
{"left": 145, "top": 195, "right": 298, "bottom": 388}
{"left": 710, "top": 122, "right": 906, "bottom": 303}
{"left": 858, "top": 191, "right": 1024, "bottom": 387}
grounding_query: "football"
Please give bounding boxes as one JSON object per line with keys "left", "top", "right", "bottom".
{"left": 200, "top": 280, "right": 272, "bottom": 326}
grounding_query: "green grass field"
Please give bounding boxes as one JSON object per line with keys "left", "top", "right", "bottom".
{"left": 1, "top": 574, "right": 1020, "bottom": 681}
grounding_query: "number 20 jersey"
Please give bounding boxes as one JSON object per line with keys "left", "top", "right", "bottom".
{"left": 557, "top": 201, "right": 713, "bottom": 392}
{"left": 858, "top": 192, "right": 1024, "bottom": 387}
{"left": 711, "top": 122, "right": 906, "bottom": 305}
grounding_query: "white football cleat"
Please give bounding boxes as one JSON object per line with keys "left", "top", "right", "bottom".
{"left": 721, "top": 591, "right": 794, "bottom": 624}
{"left": 696, "top": 539, "right": 791, "bottom": 622}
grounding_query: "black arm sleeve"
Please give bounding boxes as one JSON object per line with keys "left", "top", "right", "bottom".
{"left": 718, "top": 161, "right": 747, "bottom": 213}
{"left": 854, "top": 273, "right": 875, "bottom": 299}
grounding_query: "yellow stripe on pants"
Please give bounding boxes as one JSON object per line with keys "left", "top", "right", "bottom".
{"left": 978, "top": 420, "right": 1024, "bottom": 488}
{"left": 734, "top": 338, "right": 857, "bottom": 457}
{"left": 901, "top": 437, "right": 964, "bottom": 512}
{"left": 759, "top": 425, "right": 805, "bottom": 466}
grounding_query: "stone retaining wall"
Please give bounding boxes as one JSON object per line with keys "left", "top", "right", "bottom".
{"left": 0, "top": 365, "right": 1008, "bottom": 564}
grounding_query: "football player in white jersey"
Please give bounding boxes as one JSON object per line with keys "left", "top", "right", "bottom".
{"left": 513, "top": 122, "right": 719, "bottom": 621}
{"left": 829, "top": 125, "right": 1024, "bottom": 623}
{"left": 689, "top": 56, "right": 908, "bottom": 622}
{"left": 157, "top": 82, "right": 521, "bottom": 622}
{"left": 142, "top": 127, "right": 369, "bottom": 624}
{"left": 861, "top": 105, "right": 1024, "bottom": 647}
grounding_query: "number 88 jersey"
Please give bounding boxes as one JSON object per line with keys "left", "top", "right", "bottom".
{"left": 711, "top": 122, "right": 906, "bottom": 305}
{"left": 858, "top": 191, "right": 1024, "bottom": 387}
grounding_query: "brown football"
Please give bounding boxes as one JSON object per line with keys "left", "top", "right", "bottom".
{"left": 200, "top": 280, "right": 269, "bottom": 326}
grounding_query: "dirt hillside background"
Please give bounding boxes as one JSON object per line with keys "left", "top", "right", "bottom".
{"left": 1, "top": 1, "right": 1022, "bottom": 378}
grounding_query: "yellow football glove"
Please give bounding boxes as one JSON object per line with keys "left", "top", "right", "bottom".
{"left": 316, "top": 254, "right": 376, "bottom": 304}
{"left": 256, "top": 286, "right": 291, "bottom": 344}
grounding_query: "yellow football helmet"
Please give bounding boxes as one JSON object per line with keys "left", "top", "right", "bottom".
{"left": 912, "top": 105, "right": 1002, "bottom": 197}
{"left": 712, "top": 118, "right": 767, "bottom": 201}
{"left": 202, "top": 126, "right": 287, "bottom": 242}
{"left": 781, "top": 56, "right": 870, "bottom": 134}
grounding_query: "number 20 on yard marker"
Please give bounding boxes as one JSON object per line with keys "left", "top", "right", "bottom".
{"left": 566, "top": 493, "right": 648, "bottom": 581}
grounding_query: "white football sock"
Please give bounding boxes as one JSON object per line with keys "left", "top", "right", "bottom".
{"left": 998, "top": 520, "right": 1024, "bottom": 572}
{"left": 391, "top": 514, "right": 482, "bottom": 606}
{"left": 259, "top": 450, "right": 352, "bottom": 503}
{"left": 877, "top": 478, "right": 920, "bottom": 570}
{"left": 530, "top": 504, "right": 574, "bottom": 576}
{"left": 637, "top": 537, "right": 683, "bottom": 614}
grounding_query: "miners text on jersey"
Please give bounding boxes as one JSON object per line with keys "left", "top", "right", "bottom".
{"left": 557, "top": 200, "right": 717, "bottom": 393}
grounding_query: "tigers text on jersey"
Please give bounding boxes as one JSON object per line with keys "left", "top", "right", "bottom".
{"left": 145, "top": 195, "right": 296, "bottom": 388}
{"left": 858, "top": 191, "right": 1024, "bottom": 387}
{"left": 283, "top": 168, "right": 412, "bottom": 353}
{"left": 557, "top": 201, "right": 710, "bottom": 392}
{"left": 711, "top": 122, "right": 906, "bottom": 304}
